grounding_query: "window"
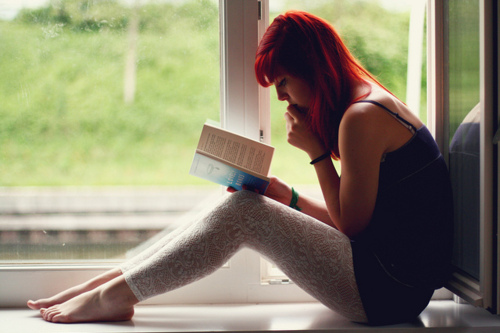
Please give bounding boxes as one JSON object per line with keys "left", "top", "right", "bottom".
{"left": 1, "top": 0, "right": 436, "bottom": 307}
{"left": 427, "top": 0, "right": 499, "bottom": 313}
{"left": 1, "top": 0, "right": 220, "bottom": 262}
{"left": 0, "top": 0, "right": 231, "bottom": 306}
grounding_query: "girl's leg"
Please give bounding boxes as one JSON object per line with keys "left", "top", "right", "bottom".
{"left": 27, "top": 267, "right": 123, "bottom": 310}
{"left": 27, "top": 217, "right": 198, "bottom": 310}
{"left": 40, "top": 275, "right": 137, "bottom": 323}
{"left": 41, "top": 191, "right": 367, "bottom": 323}
{"left": 120, "top": 194, "right": 224, "bottom": 273}
{"left": 125, "top": 190, "right": 367, "bottom": 322}
{"left": 28, "top": 195, "right": 222, "bottom": 310}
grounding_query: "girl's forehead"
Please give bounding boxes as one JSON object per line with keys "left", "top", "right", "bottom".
{"left": 272, "top": 67, "right": 289, "bottom": 80}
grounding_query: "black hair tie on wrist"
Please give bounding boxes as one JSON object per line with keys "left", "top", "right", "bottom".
{"left": 310, "top": 152, "right": 330, "bottom": 165}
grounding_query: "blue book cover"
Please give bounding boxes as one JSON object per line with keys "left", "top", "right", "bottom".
{"left": 189, "top": 122, "right": 274, "bottom": 194}
{"left": 189, "top": 153, "right": 270, "bottom": 194}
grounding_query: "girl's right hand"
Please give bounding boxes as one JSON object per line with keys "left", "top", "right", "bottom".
{"left": 285, "top": 105, "right": 326, "bottom": 159}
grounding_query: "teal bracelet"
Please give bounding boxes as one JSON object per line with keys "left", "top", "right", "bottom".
{"left": 289, "top": 187, "right": 302, "bottom": 211}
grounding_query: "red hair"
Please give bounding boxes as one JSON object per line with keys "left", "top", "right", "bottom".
{"left": 255, "top": 11, "right": 389, "bottom": 159}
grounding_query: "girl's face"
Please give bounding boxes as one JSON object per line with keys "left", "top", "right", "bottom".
{"left": 273, "top": 71, "right": 312, "bottom": 113}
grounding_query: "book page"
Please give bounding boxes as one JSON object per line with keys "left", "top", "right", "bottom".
{"left": 196, "top": 123, "right": 274, "bottom": 177}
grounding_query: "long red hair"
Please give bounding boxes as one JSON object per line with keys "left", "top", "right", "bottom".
{"left": 255, "top": 11, "right": 388, "bottom": 159}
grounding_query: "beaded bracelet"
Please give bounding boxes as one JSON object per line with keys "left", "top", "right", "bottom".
{"left": 310, "top": 152, "right": 330, "bottom": 165}
{"left": 289, "top": 187, "right": 302, "bottom": 211}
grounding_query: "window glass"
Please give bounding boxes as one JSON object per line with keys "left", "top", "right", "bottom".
{"left": 446, "top": 0, "right": 481, "bottom": 280}
{"left": 0, "top": 0, "right": 219, "bottom": 262}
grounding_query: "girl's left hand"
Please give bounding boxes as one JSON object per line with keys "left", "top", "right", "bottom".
{"left": 284, "top": 105, "right": 326, "bottom": 158}
{"left": 226, "top": 177, "right": 292, "bottom": 206}
{"left": 261, "top": 176, "right": 292, "bottom": 205}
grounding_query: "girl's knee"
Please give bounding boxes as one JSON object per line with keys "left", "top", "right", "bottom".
{"left": 207, "top": 190, "right": 262, "bottom": 224}
{"left": 230, "top": 189, "right": 260, "bottom": 199}
{"left": 226, "top": 190, "right": 262, "bottom": 207}
{"left": 218, "top": 190, "right": 272, "bottom": 223}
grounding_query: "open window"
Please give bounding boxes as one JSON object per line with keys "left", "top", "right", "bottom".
{"left": 427, "top": 0, "right": 499, "bottom": 314}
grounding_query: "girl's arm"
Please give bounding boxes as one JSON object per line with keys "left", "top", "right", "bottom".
{"left": 262, "top": 176, "right": 334, "bottom": 226}
{"left": 285, "top": 104, "right": 386, "bottom": 238}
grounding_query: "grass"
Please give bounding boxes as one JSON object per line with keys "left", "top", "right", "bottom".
{"left": 0, "top": 0, "right": 418, "bottom": 187}
{"left": 0, "top": 17, "right": 219, "bottom": 186}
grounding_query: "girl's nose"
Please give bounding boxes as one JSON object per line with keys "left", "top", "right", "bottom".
{"left": 276, "top": 88, "right": 288, "bottom": 101}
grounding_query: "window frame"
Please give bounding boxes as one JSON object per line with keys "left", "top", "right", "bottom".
{"left": 427, "top": 0, "right": 498, "bottom": 313}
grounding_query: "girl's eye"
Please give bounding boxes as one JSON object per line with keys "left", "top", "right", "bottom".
{"left": 278, "top": 78, "right": 286, "bottom": 87}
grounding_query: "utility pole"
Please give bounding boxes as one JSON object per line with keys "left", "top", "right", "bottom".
{"left": 124, "top": 1, "right": 139, "bottom": 104}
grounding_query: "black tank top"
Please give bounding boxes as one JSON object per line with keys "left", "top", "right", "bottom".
{"left": 351, "top": 100, "right": 453, "bottom": 289}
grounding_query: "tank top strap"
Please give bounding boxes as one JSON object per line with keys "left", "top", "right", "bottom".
{"left": 352, "top": 99, "right": 417, "bottom": 134}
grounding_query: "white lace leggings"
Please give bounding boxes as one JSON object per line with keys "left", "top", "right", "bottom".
{"left": 120, "top": 190, "right": 367, "bottom": 322}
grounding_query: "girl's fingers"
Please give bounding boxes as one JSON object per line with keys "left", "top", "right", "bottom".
{"left": 286, "top": 104, "right": 304, "bottom": 121}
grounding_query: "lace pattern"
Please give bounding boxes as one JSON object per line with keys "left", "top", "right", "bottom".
{"left": 122, "top": 191, "right": 367, "bottom": 322}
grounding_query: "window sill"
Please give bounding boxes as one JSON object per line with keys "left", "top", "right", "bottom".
{"left": 1, "top": 301, "right": 500, "bottom": 333}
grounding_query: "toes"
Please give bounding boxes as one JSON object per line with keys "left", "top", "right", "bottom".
{"left": 27, "top": 300, "right": 38, "bottom": 309}
{"left": 41, "top": 306, "right": 59, "bottom": 322}
{"left": 40, "top": 307, "right": 50, "bottom": 321}
{"left": 28, "top": 299, "right": 48, "bottom": 310}
{"left": 29, "top": 299, "right": 52, "bottom": 310}
{"left": 50, "top": 312, "right": 68, "bottom": 323}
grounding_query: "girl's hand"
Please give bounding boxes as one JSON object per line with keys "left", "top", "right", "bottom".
{"left": 227, "top": 177, "right": 292, "bottom": 206}
{"left": 284, "top": 105, "right": 326, "bottom": 158}
{"left": 262, "top": 176, "right": 292, "bottom": 205}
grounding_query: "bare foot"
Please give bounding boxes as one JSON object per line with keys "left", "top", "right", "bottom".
{"left": 27, "top": 268, "right": 122, "bottom": 310}
{"left": 40, "top": 275, "right": 138, "bottom": 323}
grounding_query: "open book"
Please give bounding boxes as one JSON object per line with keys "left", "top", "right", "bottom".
{"left": 189, "top": 122, "right": 274, "bottom": 194}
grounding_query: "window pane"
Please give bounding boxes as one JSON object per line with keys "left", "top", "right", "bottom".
{"left": 0, "top": 0, "right": 220, "bottom": 262}
{"left": 446, "top": 0, "right": 481, "bottom": 280}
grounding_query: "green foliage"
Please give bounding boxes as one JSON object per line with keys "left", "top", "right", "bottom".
{"left": 1, "top": 0, "right": 414, "bottom": 186}
{"left": 1, "top": 0, "right": 219, "bottom": 186}
{"left": 16, "top": 0, "right": 130, "bottom": 32}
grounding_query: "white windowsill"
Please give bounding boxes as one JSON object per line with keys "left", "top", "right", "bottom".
{"left": 2, "top": 301, "right": 500, "bottom": 333}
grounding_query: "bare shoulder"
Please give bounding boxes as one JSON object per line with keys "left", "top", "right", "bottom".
{"left": 340, "top": 100, "right": 386, "bottom": 136}
{"left": 341, "top": 86, "right": 424, "bottom": 155}
{"left": 339, "top": 100, "right": 390, "bottom": 157}
{"left": 353, "top": 87, "right": 424, "bottom": 129}
{"left": 339, "top": 87, "right": 418, "bottom": 156}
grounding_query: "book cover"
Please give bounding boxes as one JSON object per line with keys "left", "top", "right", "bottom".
{"left": 189, "top": 122, "right": 274, "bottom": 194}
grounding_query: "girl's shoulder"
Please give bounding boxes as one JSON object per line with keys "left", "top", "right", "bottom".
{"left": 345, "top": 86, "right": 423, "bottom": 131}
